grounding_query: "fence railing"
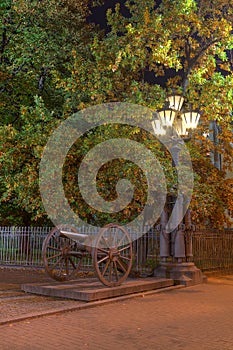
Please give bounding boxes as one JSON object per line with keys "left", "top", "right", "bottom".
{"left": 0, "top": 227, "right": 51, "bottom": 267}
{"left": 0, "top": 226, "right": 233, "bottom": 275}
{"left": 192, "top": 229, "right": 233, "bottom": 274}
{"left": 0, "top": 226, "right": 159, "bottom": 274}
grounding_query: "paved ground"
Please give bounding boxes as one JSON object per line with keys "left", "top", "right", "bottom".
{"left": 0, "top": 267, "right": 87, "bottom": 323}
{"left": 0, "top": 268, "right": 233, "bottom": 350}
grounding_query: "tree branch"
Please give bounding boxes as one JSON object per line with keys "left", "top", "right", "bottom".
{"left": 182, "top": 37, "right": 219, "bottom": 92}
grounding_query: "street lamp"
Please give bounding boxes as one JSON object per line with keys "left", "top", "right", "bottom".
{"left": 152, "top": 93, "right": 201, "bottom": 137}
{"left": 157, "top": 108, "right": 177, "bottom": 128}
{"left": 167, "top": 93, "right": 184, "bottom": 112}
{"left": 152, "top": 92, "right": 205, "bottom": 285}
{"left": 181, "top": 110, "right": 201, "bottom": 130}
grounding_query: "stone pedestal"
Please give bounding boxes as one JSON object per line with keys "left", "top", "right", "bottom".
{"left": 154, "top": 262, "right": 207, "bottom": 286}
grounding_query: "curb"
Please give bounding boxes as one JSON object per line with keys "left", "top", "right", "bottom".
{"left": 0, "top": 285, "right": 184, "bottom": 326}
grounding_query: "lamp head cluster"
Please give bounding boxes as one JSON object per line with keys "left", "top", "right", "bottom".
{"left": 152, "top": 93, "right": 201, "bottom": 137}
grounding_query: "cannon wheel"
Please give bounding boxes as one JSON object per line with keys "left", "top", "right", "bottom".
{"left": 93, "top": 224, "right": 132, "bottom": 287}
{"left": 42, "top": 225, "right": 83, "bottom": 281}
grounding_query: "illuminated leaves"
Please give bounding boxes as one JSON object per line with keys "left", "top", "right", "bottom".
{"left": 0, "top": 0, "right": 232, "bottom": 227}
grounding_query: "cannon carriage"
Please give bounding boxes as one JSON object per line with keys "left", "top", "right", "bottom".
{"left": 42, "top": 223, "right": 133, "bottom": 287}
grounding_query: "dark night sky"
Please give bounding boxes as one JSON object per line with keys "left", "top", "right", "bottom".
{"left": 89, "top": 1, "right": 231, "bottom": 87}
{"left": 88, "top": 1, "right": 172, "bottom": 86}
{"left": 89, "top": 0, "right": 129, "bottom": 29}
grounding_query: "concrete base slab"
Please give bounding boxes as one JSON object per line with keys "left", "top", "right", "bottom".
{"left": 154, "top": 262, "right": 207, "bottom": 286}
{"left": 22, "top": 277, "right": 174, "bottom": 302}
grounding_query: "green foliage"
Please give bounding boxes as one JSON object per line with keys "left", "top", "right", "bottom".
{"left": 0, "top": 96, "right": 58, "bottom": 224}
{"left": 0, "top": 0, "right": 93, "bottom": 125}
{"left": 0, "top": 0, "right": 95, "bottom": 224}
{"left": 62, "top": 124, "right": 172, "bottom": 225}
{"left": 0, "top": 0, "right": 232, "bottom": 228}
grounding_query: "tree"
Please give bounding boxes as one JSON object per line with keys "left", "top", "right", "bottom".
{"left": 0, "top": 0, "right": 97, "bottom": 225}
{"left": 0, "top": 0, "right": 93, "bottom": 125}
{"left": 60, "top": 0, "right": 233, "bottom": 227}
{"left": 0, "top": 0, "right": 232, "bottom": 227}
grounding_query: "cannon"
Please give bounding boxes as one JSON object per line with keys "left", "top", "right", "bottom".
{"left": 42, "top": 223, "right": 133, "bottom": 287}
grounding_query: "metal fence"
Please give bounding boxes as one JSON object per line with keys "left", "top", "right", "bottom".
{"left": 192, "top": 229, "right": 233, "bottom": 274}
{"left": 0, "top": 227, "right": 51, "bottom": 267}
{"left": 0, "top": 226, "right": 233, "bottom": 275}
{"left": 0, "top": 226, "right": 159, "bottom": 274}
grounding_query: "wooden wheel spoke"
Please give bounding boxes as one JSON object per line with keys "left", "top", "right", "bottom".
{"left": 113, "top": 261, "right": 119, "bottom": 281}
{"left": 47, "top": 252, "right": 62, "bottom": 260}
{"left": 51, "top": 256, "right": 63, "bottom": 269}
{"left": 68, "top": 257, "right": 77, "bottom": 270}
{"left": 109, "top": 261, "right": 112, "bottom": 282}
{"left": 97, "top": 247, "right": 109, "bottom": 254}
{"left": 102, "top": 259, "right": 110, "bottom": 277}
{"left": 118, "top": 244, "right": 131, "bottom": 252}
{"left": 65, "top": 258, "right": 69, "bottom": 275}
{"left": 119, "top": 254, "right": 131, "bottom": 261}
{"left": 97, "top": 254, "right": 109, "bottom": 264}
{"left": 69, "top": 251, "right": 79, "bottom": 256}
{"left": 116, "top": 257, "right": 127, "bottom": 273}
{"left": 47, "top": 246, "right": 61, "bottom": 251}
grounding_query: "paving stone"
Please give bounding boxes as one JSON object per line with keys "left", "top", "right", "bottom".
{"left": 0, "top": 268, "right": 233, "bottom": 350}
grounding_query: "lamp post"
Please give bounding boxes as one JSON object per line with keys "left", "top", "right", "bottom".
{"left": 152, "top": 92, "right": 206, "bottom": 285}
{"left": 152, "top": 94, "right": 201, "bottom": 137}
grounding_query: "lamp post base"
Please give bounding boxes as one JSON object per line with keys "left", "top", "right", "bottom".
{"left": 154, "top": 262, "right": 207, "bottom": 286}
